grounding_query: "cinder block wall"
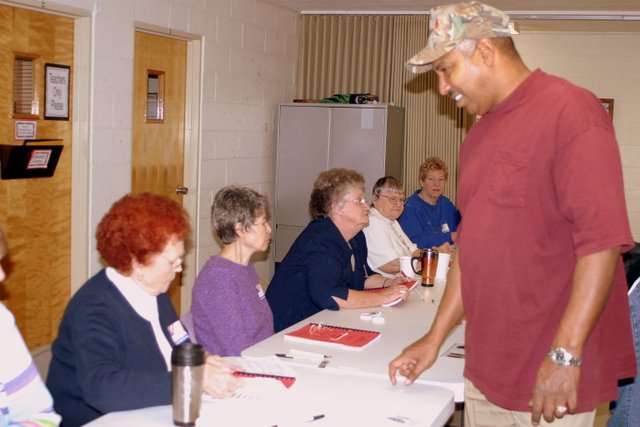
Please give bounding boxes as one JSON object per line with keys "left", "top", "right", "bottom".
{"left": 515, "top": 32, "right": 640, "bottom": 240}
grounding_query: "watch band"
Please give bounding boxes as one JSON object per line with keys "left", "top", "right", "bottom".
{"left": 548, "top": 346, "right": 582, "bottom": 367}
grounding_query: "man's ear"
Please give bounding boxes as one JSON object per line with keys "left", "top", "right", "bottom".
{"left": 476, "top": 38, "right": 497, "bottom": 66}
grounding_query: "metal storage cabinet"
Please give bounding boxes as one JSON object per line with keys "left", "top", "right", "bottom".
{"left": 274, "top": 103, "right": 405, "bottom": 262}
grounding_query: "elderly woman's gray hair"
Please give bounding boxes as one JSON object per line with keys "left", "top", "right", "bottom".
{"left": 372, "top": 176, "right": 404, "bottom": 198}
{"left": 211, "top": 186, "right": 270, "bottom": 245}
{"left": 309, "top": 168, "right": 365, "bottom": 220}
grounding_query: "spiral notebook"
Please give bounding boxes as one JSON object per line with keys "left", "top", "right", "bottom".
{"left": 233, "top": 371, "right": 296, "bottom": 388}
{"left": 226, "top": 356, "right": 297, "bottom": 389}
{"left": 284, "top": 322, "right": 381, "bottom": 350}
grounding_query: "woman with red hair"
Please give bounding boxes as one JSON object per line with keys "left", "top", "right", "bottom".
{"left": 47, "top": 193, "right": 242, "bottom": 427}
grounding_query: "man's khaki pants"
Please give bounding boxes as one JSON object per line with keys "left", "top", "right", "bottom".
{"left": 464, "top": 379, "right": 596, "bottom": 427}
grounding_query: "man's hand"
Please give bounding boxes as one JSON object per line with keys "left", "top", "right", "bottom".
{"left": 529, "top": 358, "right": 580, "bottom": 425}
{"left": 528, "top": 247, "right": 619, "bottom": 424}
{"left": 388, "top": 335, "right": 440, "bottom": 386}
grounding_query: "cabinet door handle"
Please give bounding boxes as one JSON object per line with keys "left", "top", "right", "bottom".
{"left": 175, "top": 186, "right": 189, "bottom": 195}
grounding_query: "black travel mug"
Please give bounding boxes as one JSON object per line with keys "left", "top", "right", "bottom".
{"left": 171, "top": 342, "right": 205, "bottom": 426}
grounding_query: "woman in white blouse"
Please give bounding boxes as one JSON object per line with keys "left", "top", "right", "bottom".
{"left": 363, "top": 176, "right": 420, "bottom": 278}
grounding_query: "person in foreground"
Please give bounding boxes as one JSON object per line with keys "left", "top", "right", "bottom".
{"left": 47, "top": 193, "right": 242, "bottom": 427}
{"left": 363, "top": 176, "right": 420, "bottom": 277}
{"left": 266, "top": 168, "right": 410, "bottom": 332}
{"left": 191, "top": 185, "right": 274, "bottom": 356}
{"left": 398, "top": 157, "right": 459, "bottom": 254}
{"left": 0, "top": 226, "right": 61, "bottom": 426}
{"left": 388, "top": 3, "right": 636, "bottom": 427}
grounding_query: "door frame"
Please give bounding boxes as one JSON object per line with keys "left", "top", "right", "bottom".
{"left": 0, "top": 0, "right": 93, "bottom": 294}
{"left": 134, "top": 23, "right": 203, "bottom": 314}
{"left": 2, "top": 2, "right": 204, "bottom": 313}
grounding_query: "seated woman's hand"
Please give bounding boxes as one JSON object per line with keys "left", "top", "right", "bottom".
{"left": 388, "top": 276, "right": 412, "bottom": 287}
{"left": 435, "top": 242, "right": 454, "bottom": 254}
{"left": 380, "top": 283, "right": 409, "bottom": 304}
{"left": 202, "top": 354, "right": 244, "bottom": 398}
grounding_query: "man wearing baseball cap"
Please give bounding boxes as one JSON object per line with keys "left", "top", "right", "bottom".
{"left": 388, "top": 2, "right": 636, "bottom": 426}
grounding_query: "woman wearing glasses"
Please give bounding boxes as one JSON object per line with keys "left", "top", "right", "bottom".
{"left": 266, "top": 168, "right": 409, "bottom": 332}
{"left": 47, "top": 193, "right": 242, "bottom": 427}
{"left": 363, "top": 176, "right": 420, "bottom": 278}
{"left": 398, "top": 157, "right": 460, "bottom": 253}
{"left": 191, "top": 186, "right": 274, "bottom": 357}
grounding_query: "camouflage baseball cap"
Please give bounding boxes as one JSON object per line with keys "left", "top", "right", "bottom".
{"left": 406, "top": 1, "right": 512, "bottom": 74}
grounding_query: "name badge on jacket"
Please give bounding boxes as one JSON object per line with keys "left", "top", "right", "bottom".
{"left": 168, "top": 320, "right": 190, "bottom": 345}
{"left": 256, "top": 283, "right": 266, "bottom": 300}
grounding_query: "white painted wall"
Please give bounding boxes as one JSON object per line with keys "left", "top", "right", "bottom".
{"left": 13, "top": 0, "right": 640, "bottom": 297}
{"left": 13, "top": 0, "right": 298, "bottom": 292}
{"left": 515, "top": 32, "right": 640, "bottom": 240}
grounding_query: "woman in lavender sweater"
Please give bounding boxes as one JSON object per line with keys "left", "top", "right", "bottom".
{"left": 192, "top": 186, "right": 274, "bottom": 356}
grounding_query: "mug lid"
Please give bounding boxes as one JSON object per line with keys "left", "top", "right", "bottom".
{"left": 171, "top": 342, "right": 205, "bottom": 366}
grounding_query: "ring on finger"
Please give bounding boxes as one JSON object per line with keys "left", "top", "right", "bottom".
{"left": 555, "top": 405, "right": 567, "bottom": 416}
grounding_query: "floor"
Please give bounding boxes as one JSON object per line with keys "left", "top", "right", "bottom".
{"left": 446, "top": 402, "right": 611, "bottom": 426}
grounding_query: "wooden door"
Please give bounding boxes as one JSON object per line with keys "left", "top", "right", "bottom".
{"left": 0, "top": 5, "right": 74, "bottom": 349}
{"left": 132, "top": 31, "right": 187, "bottom": 312}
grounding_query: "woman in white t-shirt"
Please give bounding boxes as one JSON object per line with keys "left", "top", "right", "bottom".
{"left": 363, "top": 176, "right": 420, "bottom": 278}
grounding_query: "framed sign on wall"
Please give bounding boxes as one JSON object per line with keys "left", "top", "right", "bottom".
{"left": 600, "top": 98, "right": 614, "bottom": 119}
{"left": 44, "top": 63, "right": 70, "bottom": 120}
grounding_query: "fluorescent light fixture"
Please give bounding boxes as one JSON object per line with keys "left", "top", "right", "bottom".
{"left": 301, "top": 11, "right": 640, "bottom": 21}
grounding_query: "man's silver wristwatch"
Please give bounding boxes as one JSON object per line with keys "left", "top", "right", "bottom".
{"left": 548, "top": 347, "right": 582, "bottom": 367}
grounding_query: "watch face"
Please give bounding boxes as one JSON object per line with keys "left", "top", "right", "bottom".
{"left": 554, "top": 350, "right": 566, "bottom": 362}
{"left": 548, "top": 347, "right": 581, "bottom": 367}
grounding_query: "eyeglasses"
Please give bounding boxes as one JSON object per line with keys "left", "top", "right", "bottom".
{"left": 344, "top": 197, "right": 367, "bottom": 205}
{"left": 379, "top": 194, "right": 405, "bottom": 204}
{"left": 158, "top": 253, "right": 184, "bottom": 269}
{"left": 425, "top": 177, "right": 446, "bottom": 184}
